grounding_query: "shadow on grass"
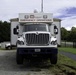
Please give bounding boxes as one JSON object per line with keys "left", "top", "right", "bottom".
{"left": 63, "top": 64, "right": 76, "bottom": 70}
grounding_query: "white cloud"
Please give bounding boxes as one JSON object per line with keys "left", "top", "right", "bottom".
{"left": 73, "top": 24, "right": 76, "bottom": 27}
{"left": 65, "top": 27, "right": 71, "bottom": 31}
{"left": 1, "top": 0, "right": 76, "bottom": 14}
{"left": 65, "top": 24, "right": 76, "bottom": 31}
{"left": 53, "top": 12, "right": 62, "bottom": 17}
{"left": 61, "top": 15, "right": 76, "bottom": 30}
{"left": 44, "top": 0, "right": 76, "bottom": 13}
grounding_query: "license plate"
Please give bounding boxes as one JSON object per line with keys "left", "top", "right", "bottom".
{"left": 35, "top": 49, "right": 41, "bottom": 52}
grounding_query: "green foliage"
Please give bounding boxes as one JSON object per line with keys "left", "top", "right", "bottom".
{"left": 61, "top": 27, "right": 76, "bottom": 42}
{"left": 70, "top": 27, "right": 76, "bottom": 42}
{"left": 61, "top": 27, "right": 68, "bottom": 40}
{"left": 58, "top": 47, "right": 76, "bottom": 54}
{"left": 0, "top": 21, "right": 10, "bottom": 42}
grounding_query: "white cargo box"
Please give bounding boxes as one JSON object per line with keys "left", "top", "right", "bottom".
{"left": 19, "top": 13, "right": 53, "bottom": 23}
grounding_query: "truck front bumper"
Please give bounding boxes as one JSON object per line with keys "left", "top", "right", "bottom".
{"left": 17, "top": 47, "right": 58, "bottom": 55}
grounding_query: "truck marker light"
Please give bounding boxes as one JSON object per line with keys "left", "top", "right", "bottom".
{"left": 24, "top": 15, "right": 29, "bottom": 19}
{"left": 30, "top": 15, "right": 34, "bottom": 18}
{"left": 43, "top": 15, "right": 47, "bottom": 19}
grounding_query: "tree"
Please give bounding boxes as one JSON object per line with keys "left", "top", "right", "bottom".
{"left": 0, "top": 21, "right": 10, "bottom": 42}
{"left": 61, "top": 27, "right": 68, "bottom": 41}
{"left": 69, "top": 27, "right": 76, "bottom": 42}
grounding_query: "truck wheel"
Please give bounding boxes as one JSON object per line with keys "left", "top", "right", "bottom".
{"left": 10, "top": 46, "right": 12, "bottom": 50}
{"left": 7, "top": 46, "right": 10, "bottom": 50}
{"left": 5, "top": 47, "right": 8, "bottom": 50}
{"left": 16, "top": 51, "right": 23, "bottom": 64}
{"left": 50, "top": 54, "right": 57, "bottom": 64}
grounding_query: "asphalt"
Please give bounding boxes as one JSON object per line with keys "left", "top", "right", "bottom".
{"left": 59, "top": 51, "right": 76, "bottom": 61}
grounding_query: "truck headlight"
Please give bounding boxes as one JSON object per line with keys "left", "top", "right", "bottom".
{"left": 51, "top": 40, "right": 57, "bottom": 45}
{"left": 17, "top": 40, "right": 24, "bottom": 45}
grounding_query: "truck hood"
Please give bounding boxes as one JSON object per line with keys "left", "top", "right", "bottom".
{"left": 23, "top": 31, "right": 50, "bottom": 35}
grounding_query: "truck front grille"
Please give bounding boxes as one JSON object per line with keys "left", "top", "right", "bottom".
{"left": 26, "top": 33, "right": 49, "bottom": 45}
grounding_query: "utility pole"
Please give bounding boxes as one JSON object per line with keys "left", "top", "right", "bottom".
{"left": 41, "top": 0, "right": 43, "bottom": 12}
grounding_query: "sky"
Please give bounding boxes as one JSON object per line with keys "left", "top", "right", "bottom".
{"left": 0, "top": 0, "right": 76, "bottom": 30}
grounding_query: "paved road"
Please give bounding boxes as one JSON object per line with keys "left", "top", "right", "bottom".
{"left": 59, "top": 51, "right": 76, "bottom": 61}
{"left": 0, "top": 50, "right": 52, "bottom": 75}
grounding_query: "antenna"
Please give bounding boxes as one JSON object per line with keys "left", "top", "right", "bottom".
{"left": 41, "top": 0, "right": 43, "bottom": 12}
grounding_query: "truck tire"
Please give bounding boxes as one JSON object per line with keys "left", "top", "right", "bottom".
{"left": 16, "top": 51, "right": 23, "bottom": 64}
{"left": 10, "top": 46, "right": 12, "bottom": 50}
{"left": 50, "top": 54, "right": 57, "bottom": 64}
{"left": 5, "top": 46, "right": 10, "bottom": 50}
{"left": 5, "top": 47, "right": 8, "bottom": 50}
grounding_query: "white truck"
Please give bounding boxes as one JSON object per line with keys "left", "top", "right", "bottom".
{"left": 10, "top": 12, "right": 61, "bottom": 64}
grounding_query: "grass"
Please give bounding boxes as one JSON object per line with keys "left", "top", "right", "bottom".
{"left": 58, "top": 54, "right": 76, "bottom": 67}
{"left": 58, "top": 47, "right": 76, "bottom": 54}
{"left": 0, "top": 47, "right": 6, "bottom": 50}
{"left": 49, "top": 54, "right": 76, "bottom": 75}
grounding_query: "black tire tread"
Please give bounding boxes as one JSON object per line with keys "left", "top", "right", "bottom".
{"left": 50, "top": 54, "right": 57, "bottom": 64}
{"left": 16, "top": 51, "right": 23, "bottom": 64}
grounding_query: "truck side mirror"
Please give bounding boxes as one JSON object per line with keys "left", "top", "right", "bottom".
{"left": 13, "top": 26, "right": 19, "bottom": 35}
{"left": 54, "top": 26, "right": 58, "bottom": 34}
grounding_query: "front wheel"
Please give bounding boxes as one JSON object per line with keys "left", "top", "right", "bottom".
{"left": 16, "top": 50, "right": 24, "bottom": 64}
{"left": 50, "top": 54, "right": 57, "bottom": 64}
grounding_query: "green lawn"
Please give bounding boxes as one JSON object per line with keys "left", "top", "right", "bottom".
{"left": 49, "top": 54, "right": 76, "bottom": 75}
{"left": 58, "top": 47, "right": 76, "bottom": 54}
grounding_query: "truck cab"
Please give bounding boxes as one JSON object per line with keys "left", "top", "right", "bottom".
{"left": 13, "top": 13, "right": 59, "bottom": 64}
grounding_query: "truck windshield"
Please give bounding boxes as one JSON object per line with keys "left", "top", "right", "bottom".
{"left": 23, "top": 24, "right": 48, "bottom": 32}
